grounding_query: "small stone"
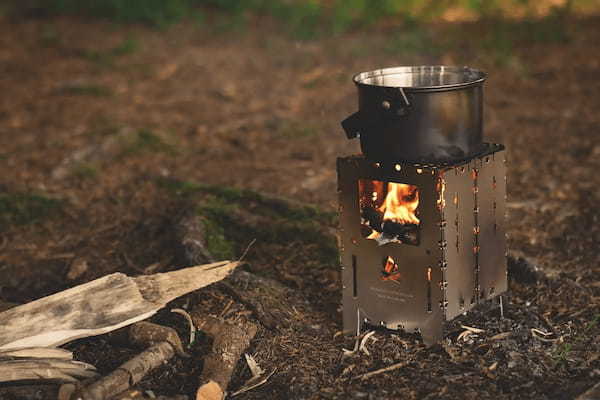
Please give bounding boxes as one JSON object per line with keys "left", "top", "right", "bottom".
{"left": 66, "top": 258, "right": 88, "bottom": 281}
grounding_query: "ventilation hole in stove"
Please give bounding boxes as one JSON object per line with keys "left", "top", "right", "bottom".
{"left": 427, "top": 267, "right": 432, "bottom": 313}
{"left": 352, "top": 255, "right": 357, "bottom": 298}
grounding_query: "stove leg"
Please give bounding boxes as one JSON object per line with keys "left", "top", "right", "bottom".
{"left": 499, "top": 295, "right": 504, "bottom": 319}
{"left": 420, "top": 324, "right": 443, "bottom": 347}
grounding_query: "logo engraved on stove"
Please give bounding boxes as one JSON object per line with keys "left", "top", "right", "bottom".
{"left": 369, "top": 286, "right": 413, "bottom": 303}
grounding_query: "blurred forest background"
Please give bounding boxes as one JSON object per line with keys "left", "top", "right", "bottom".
{"left": 1, "top": 0, "right": 600, "bottom": 398}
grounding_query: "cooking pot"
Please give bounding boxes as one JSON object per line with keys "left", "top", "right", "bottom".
{"left": 341, "top": 66, "right": 487, "bottom": 163}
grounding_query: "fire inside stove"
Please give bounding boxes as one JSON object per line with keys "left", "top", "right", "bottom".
{"left": 358, "top": 180, "right": 420, "bottom": 246}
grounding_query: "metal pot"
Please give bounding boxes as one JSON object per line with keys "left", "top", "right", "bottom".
{"left": 341, "top": 66, "right": 487, "bottom": 163}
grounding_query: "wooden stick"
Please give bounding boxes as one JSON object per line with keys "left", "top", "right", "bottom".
{"left": 0, "top": 261, "right": 239, "bottom": 350}
{"left": 191, "top": 313, "right": 257, "bottom": 400}
{"left": 78, "top": 341, "right": 176, "bottom": 400}
{"left": 352, "top": 360, "right": 412, "bottom": 381}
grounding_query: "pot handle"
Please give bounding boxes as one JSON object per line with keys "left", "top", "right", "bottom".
{"left": 341, "top": 111, "right": 363, "bottom": 139}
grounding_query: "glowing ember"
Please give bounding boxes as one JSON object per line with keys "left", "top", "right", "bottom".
{"left": 381, "top": 256, "right": 401, "bottom": 281}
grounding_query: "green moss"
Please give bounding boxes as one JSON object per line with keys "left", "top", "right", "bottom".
{"left": 77, "top": 36, "right": 139, "bottom": 66}
{"left": 72, "top": 163, "right": 99, "bottom": 179}
{"left": 201, "top": 217, "right": 235, "bottom": 260}
{"left": 158, "top": 179, "right": 335, "bottom": 224}
{"left": 61, "top": 84, "right": 113, "bottom": 97}
{"left": 158, "top": 178, "right": 338, "bottom": 269}
{"left": 0, "top": 192, "right": 62, "bottom": 229}
{"left": 121, "top": 129, "right": 178, "bottom": 156}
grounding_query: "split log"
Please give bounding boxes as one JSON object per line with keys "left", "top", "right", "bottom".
{"left": 77, "top": 341, "right": 176, "bottom": 400}
{"left": 175, "top": 210, "right": 215, "bottom": 266}
{"left": 0, "top": 358, "right": 97, "bottom": 384}
{"left": 190, "top": 313, "right": 257, "bottom": 400}
{"left": 0, "top": 261, "right": 239, "bottom": 350}
{"left": 0, "top": 346, "right": 96, "bottom": 385}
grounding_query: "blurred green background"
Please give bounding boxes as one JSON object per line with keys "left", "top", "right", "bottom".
{"left": 8, "top": 0, "right": 600, "bottom": 34}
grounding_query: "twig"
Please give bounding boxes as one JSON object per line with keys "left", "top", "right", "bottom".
{"left": 531, "top": 328, "right": 558, "bottom": 342}
{"left": 129, "top": 321, "right": 189, "bottom": 357}
{"left": 78, "top": 341, "right": 176, "bottom": 400}
{"left": 230, "top": 368, "right": 277, "bottom": 397}
{"left": 171, "top": 308, "right": 196, "bottom": 346}
{"left": 358, "top": 331, "right": 377, "bottom": 356}
{"left": 238, "top": 239, "right": 257, "bottom": 262}
{"left": 352, "top": 360, "right": 412, "bottom": 381}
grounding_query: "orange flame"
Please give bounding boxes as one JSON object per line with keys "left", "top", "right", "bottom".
{"left": 381, "top": 256, "right": 401, "bottom": 281}
{"left": 379, "top": 183, "right": 420, "bottom": 225}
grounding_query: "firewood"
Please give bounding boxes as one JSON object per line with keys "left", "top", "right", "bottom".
{"left": 0, "top": 261, "right": 239, "bottom": 350}
{"left": 128, "top": 321, "right": 188, "bottom": 357}
{"left": 190, "top": 313, "right": 257, "bottom": 400}
{"left": 175, "top": 210, "right": 215, "bottom": 266}
{"left": 0, "top": 358, "right": 97, "bottom": 384}
{"left": 77, "top": 341, "right": 176, "bottom": 400}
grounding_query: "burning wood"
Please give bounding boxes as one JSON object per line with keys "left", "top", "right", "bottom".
{"left": 359, "top": 179, "right": 420, "bottom": 246}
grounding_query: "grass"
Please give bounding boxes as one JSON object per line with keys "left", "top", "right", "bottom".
{"left": 12, "top": 0, "right": 589, "bottom": 40}
{"left": 61, "top": 84, "right": 113, "bottom": 97}
{"left": 157, "top": 179, "right": 338, "bottom": 276}
{"left": 121, "top": 129, "right": 178, "bottom": 157}
{"left": 71, "top": 163, "right": 99, "bottom": 179}
{"left": 0, "top": 192, "right": 62, "bottom": 229}
{"left": 77, "top": 36, "right": 139, "bottom": 66}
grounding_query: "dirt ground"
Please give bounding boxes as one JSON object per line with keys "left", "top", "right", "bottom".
{"left": 0, "top": 12, "right": 599, "bottom": 400}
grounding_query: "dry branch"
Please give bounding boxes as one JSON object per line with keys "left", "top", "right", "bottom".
{"left": 76, "top": 341, "right": 176, "bottom": 400}
{"left": 0, "top": 261, "right": 239, "bottom": 350}
{"left": 352, "top": 360, "right": 412, "bottom": 381}
{"left": 190, "top": 313, "right": 257, "bottom": 400}
{"left": 128, "top": 321, "right": 188, "bottom": 357}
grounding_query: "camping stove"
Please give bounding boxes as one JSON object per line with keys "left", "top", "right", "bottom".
{"left": 338, "top": 66, "right": 507, "bottom": 345}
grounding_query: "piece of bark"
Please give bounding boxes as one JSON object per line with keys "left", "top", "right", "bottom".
{"left": 0, "top": 358, "right": 97, "bottom": 383}
{"left": 175, "top": 211, "right": 215, "bottom": 266}
{"left": 0, "top": 261, "right": 239, "bottom": 350}
{"left": 190, "top": 313, "right": 257, "bottom": 400}
{"left": 0, "top": 347, "right": 73, "bottom": 360}
{"left": 78, "top": 341, "right": 176, "bottom": 400}
{"left": 128, "top": 321, "right": 188, "bottom": 357}
{"left": 221, "top": 270, "right": 298, "bottom": 331}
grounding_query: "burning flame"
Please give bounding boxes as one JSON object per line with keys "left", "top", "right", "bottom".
{"left": 381, "top": 256, "right": 401, "bottom": 281}
{"left": 360, "top": 179, "right": 420, "bottom": 245}
{"left": 379, "top": 183, "right": 420, "bottom": 225}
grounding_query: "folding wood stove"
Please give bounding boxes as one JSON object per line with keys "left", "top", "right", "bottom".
{"left": 338, "top": 66, "right": 507, "bottom": 345}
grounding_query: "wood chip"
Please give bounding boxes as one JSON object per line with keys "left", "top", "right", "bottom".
{"left": 352, "top": 360, "right": 412, "bottom": 381}
{"left": 490, "top": 332, "right": 512, "bottom": 341}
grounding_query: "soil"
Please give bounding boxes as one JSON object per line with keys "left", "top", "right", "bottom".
{"left": 0, "top": 12, "right": 599, "bottom": 400}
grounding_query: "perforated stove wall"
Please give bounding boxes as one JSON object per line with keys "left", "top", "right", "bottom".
{"left": 337, "top": 145, "right": 507, "bottom": 345}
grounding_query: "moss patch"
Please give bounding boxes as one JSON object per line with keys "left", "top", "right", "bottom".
{"left": 158, "top": 178, "right": 338, "bottom": 282}
{"left": 0, "top": 192, "right": 62, "bottom": 229}
{"left": 121, "top": 129, "right": 178, "bottom": 157}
